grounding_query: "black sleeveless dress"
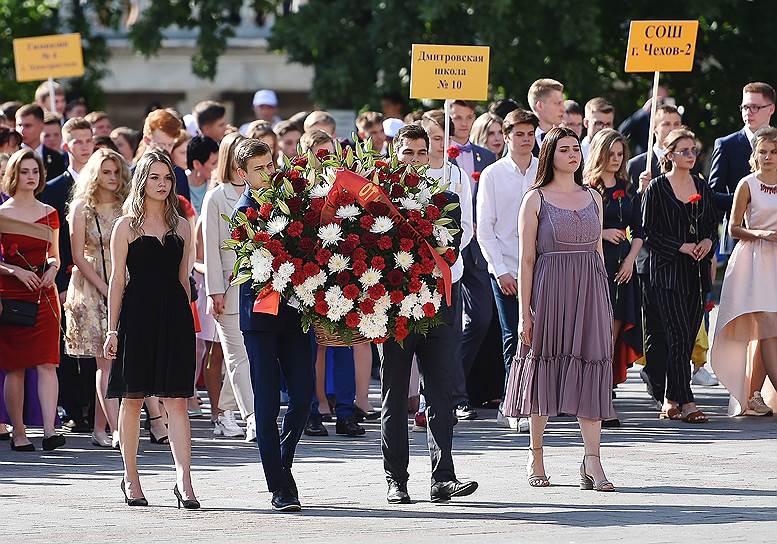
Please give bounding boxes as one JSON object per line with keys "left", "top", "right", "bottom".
{"left": 107, "top": 232, "right": 195, "bottom": 399}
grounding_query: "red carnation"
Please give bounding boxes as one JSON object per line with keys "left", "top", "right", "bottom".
{"left": 418, "top": 244, "right": 431, "bottom": 258}
{"left": 298, "top": 237, "right": 315, "bottom": 253}
{"left": 447, "top": 146, "right": 460, "bottom": 159}
{"left": 343, "top": 284, "right": 361, "bottom": 300}
{"left": 398, "top": 223, "right": 415, "bottom": 239}
{"left": 352, "top": 248, "right": 368, "bottom": 262}
{"left": 408, "top": 277, "right": 422, "bottom": 293}
{"left": 395, "top": 316, "right": 409, "bottom": 330}
{"left": 471, "top": 171, "right": 481, "bottom": 182}
{"left": 315, "top": 300, "right": 329, "bottom": 316}
{"left": 399, "top": 238, "right": 414, "bottom": 251}
{"left": 265, "top": 240, "right": 283, "bottom": 254}
{"left": 292, "top": 156, "right": 308, "bottom": 167}
{"left": 417, "top": 219, "right": 434, "bottom": 237}
{"left": 352, "top": 260, "right": 368, "bottom": 277}
{"left": 347, "top": 233, "right": 360, "bottom": 245}
{"left": 287, "top": 196, "right": 304, "bottom": 214}
{"left": 444, "top": 248, "right": 457, "bottom": 264}
{"left": 315, "top": 148, "right": 330, "bottom": 159}
{"left": 387, "top": 269, "right": 404, "bottom": 287}
{"left": 336, "top": 271, "right": 352, "bottom": 286}
{"left": 377, "top": 235, "right": 393, "bottom": 251}
{"left": 287, "top": 221, "right": 304, "bottom": 238}
{"left": 432, "top": 193, "right": 449, "bottom": 208}
{"left": 303, "top": 262, "right": 321, "bottom": 277}
{"left": 688, "top": 193, "right": 702, "bottom": 204}
{"left": 370, "top": 256, "right": 386, "bottom": 270}
{"left": 259, "top": 203, "right": 273, "bottom": 219}
{"left": 373, "top": 337, "right": 387, "bottom": 344}
{"left": 390, "top": 290, "right": 405, "bottom": 304}
{"left": 231, "top": 225, "right": 247, "bottom": 241}
{"left": 436, "top": 278, "right": 446, "bottom": 294}
{"left": 420, "top": 258, "right": 436, "bottom": 274}
{"left": 315, "top": 290, "right": 326, "bottom": 302}
{"left": 367, "top": 201, "right": 390, "bottom": 216}
{"left": 612, "top": 189, "right": 626, "bottom": 200}
{"left": 422, "top": 302, "right": 436, "bottom": 318}
{"left": 359, "top": 299, "right": 375, "bottom": 314}
{"left": 272, "top": 256, "right": 286, "bottom": 271}
{"left": 368, "top": 284, "right": 386, "bottom": 300}
{"left": 425, "top": 205, "right": 441, "bottom": 221}
{"left": 291, "top": 272, "right": 306, "bottom": 286}
{"left": 336, "top": 190, "right": 355, "bottom": 207}
{"left": 345, "top": 312, "right": 361, "bottom": 328}
{"left": 253, "top": 231, "right": 270, "bottom": 243}
{"left": 359, "top": 215, "right": 375, "bottom": 230}
{"left": 394, "top": 327, "right": 409, "bottom": 343}
{"left": 375, "top": 160, "right": 389, "bottom": 169}
{"left": 390, "top": 184, "right": 405, "bottom": 198}
{"left": 303, "top": 210, "right": 319, "bottom": 226}
{"left": 315, "top": 248, "right": 333, "bottom": 266}
{"left": 361, "top": 232, "right": 378, "bottom": 248}
{"left": 405, "top": 171, "right": 420, "bottom": 187}
{"left": 407, "top": 210, "right": 422, "bottom": 223}
{"left": 245, "top": 207, "right": 259, "bottom": 221}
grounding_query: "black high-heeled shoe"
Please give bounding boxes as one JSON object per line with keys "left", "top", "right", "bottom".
{"left": 121, "top": 479, "right": 149, "bottom": 506}
{"left": 10, "top": 437, "right": 35, "bottom": 452}
{"left": 173, "top": 484, "right": 200, "bottom": 509}
{"left": 148, "top": 415, "right": 169, "bottom": 444}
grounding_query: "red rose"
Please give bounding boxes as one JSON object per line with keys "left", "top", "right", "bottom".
{"left": 336, "top": 271, "right": 352, "bottom": 286}
{"left": 359, "top": 215, "right": 375, "bottom": 230}
{"left": 352, "top": 260, "right": 368, "bottom": 277}
{"left": 447, "top": 146, "right": 460, "bottom": 159}
{"left": 370, "top": 256, "right": 385, "bottom": 270}
{"left": 259, "top": 203, "right": 273, "bottom": 219}
{"left": 367, "top": 201, "right": 390, "bottom": 216}
{"left": 292, "top": 156, "right": 308, "bottom": 167}
{"left": 688, "top": 193, "right": 702, "bottom": 204}
{"left": 390, "top": 290, "right": 405, "bottom": 304}
{"left": 399, "top": 238, "right": 414, "bottom": 251}
{"left": 375, "top": 160, "right": 389, "bottom": 169}
{"left": 387, "top": 269, "right": 404, "bottom": 287}
{"left": 231, "top": 225, "right": 247, "bottom": 241}
{"left": 368, "top": 284, "right": 386, "bottom": 300}
{"left": 303, "top": 262, "right": 321, "bottom": 278}
{"left": 343, "top": 284, "right": 360, "bottom": 300}
{"left": 315, "top": 248, "right": 332, "bottom": 266}
{"left": 303, "top": 210, "right": 319, "bottom": 226}
{"left": 291, "top": 272, "right": 305, "bottom": 286}
{"left": 287, "top": 197, "right": 304, "bottom": 214}
{"left": 361, "top": 232, "right": 378, "bottom": 248}
{"left": 298, "top": 237, "right": 315, "bottom": 253}
{"left": 345, "top": 312, "right": 361, "bottom": 328}
{"left": 315, "top": 300, "right": 329, "bottom": 316}
{"left": 422, "top": 302, "right": 436, "bottom": 318}
{"left": 245, "top": 207, "right": 259, "bottom": 221}
{"left": 352, "top": 248, "right": 368, "bottom": 262}
{"left": 425, "top": 205, "right": 441, "bottom": 221}
{"left": 390, "top": 184, "right": 405, "bottom": 198}
{"left": 394, "top": 327, "right": 409, "bottom": 343}
{"left": 405, "top": 171, "right": 420, "bottom": 187}
{"left": 612, "top": 189, "right": 626, "bottom": 200}
{"left": 339, "top": 240, "right": 357, "bottom": 256}
{"left": 292, "top": 178, "right": 306, "bottom": 194}
{"left": 253, "top": 231, "right": 270, "bottom": 243}
{"left": 432, "top": 193, "right": 448, "bottom": 208}
{"left": 311, "top": 198, "right": 326, "bottom": 212}
{"left": 395, "top": 316, "right": 409, "bottom": 330}
{"left": 471, "top": 171, "right": 481, "bottom": 182}
{"left": 408, "top": 277, "right": 422, "bottom": 293}
{"left": 390, "top": 172, "right": 401, "bottom": 183}
{"left": 359, "top": 299, "right": 375, "bottom": 314}
{"left": 287, "top": 221, "right": 304, "bottom": 238}
{"left": 315, "top": 148, "right": 330, "bottom": 159}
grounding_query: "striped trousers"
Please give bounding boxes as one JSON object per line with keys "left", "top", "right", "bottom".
{"left": 653, "top": 287, "right": 704, "bottom": 405}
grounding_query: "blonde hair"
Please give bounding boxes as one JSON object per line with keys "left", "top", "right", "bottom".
{"left": 750, "top": 126, "right": 777, "bottom": 172}
{"left": 583, "top": 129, "right": 630, "bottom": 195}
{"left": 300, "top": 130, "right": 332, "bottom": 153}
{"left": 470, "top": 112, "right": 503, "bottom": 149}
{"left": 123, "top": 150, "right": 180, "bottom": 237}
{"left": 1, "top": 148, "right": 46, "bottom": 196}
{"left": 660, "top": 128, "right": 696, "bottom": 173}
{"left": 528, "top": 78, "right": 564, "bottom": 113}
{"left": 68, "top": 149, "right": 130, "bottom": 220}
{"left": 214, "top": 132, "right": 245, "bottom": 184}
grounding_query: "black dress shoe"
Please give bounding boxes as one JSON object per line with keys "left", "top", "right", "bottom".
{"left": 285, "top": 469, "right": 298, "bottom": 499}
{"left": 602, "top": 418, "right": 621, "bottom": 428}
{"left": 64, "top": 418, "right": 92, "bottom": 434}
{"left": 304, "top": 417, "right": 328, "bottom": 437}
{"left": 10, "top": 438, "right": 35, "bottom": 452}
{"left": 42, "top": 434, "right": 66, "bottom": 451}
{"left": 336, "top": 416, "right": 366, "bottom": 437}
{"left": 455, "top": 403, "right": 478, "bottom": 420}
{"left": 430, "top": 479, "right": 478, "bottom": 502}
{"left": 387, "top": 479, "right": 411, "bottom": 504}
{"left": 354, "top": 406, "right": 381, "bottom": 421}
{"left": 271, "top": 488, "right": 301, "bottom": 512}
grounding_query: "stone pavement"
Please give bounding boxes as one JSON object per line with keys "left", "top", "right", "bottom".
{"left": 1, "top": 367, "right": 776, "bottom": 543}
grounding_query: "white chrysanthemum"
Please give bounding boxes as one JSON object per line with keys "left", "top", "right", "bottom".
{"left": 277, "top": 261, "right": 295, "bottom": 279}
{"left": 358, "top": 312, "right": 388, "bottom": 339}
{"left": 432, "top": 265, "right": 442, "bottom": 278}
{"left": 393, "top": 251, "right": 414, "bottom": 272}
{"left": 399, "top": 197, "right": 423, "bottom": 211}
{"left": 418, "top": 283, "right": 434, "bottom": 305}
{"left": 374, "top": 293, "right": 391, "bottom": 314}
{"left": 359, "top": 267, "right": 382, "bottom": 288}
{"left": 432, "top": 290, "right": 443, "bottom": 310}
{"left": 416, "top": 187, "right": 432, "bottom": 204}
{"left": 266, "top": 216, "right": 289, "bottom": 236}
{"left": 433, "top": 224, "right": 454, "bottom": 246}
{"left": 318, "top": 223, "right": 344, "bottom": 247}
{"left": 369, "top": 216, "right": 394, "bottom": 234}
{"left": 310, "top": 181, "right": 334, "bottom": 199}
{"left": 272, "top": 273, "right": 290, "bottom": 293}
{"left": 336, "top": 204, "right": 360, "bottom": 220}
{"left": 294, "top": 285, "right": 316, "bottom": 307}
{"left": 324, "top": 285, "right": 354, "bottom": 321}
{"left": 399, "top": 294, "right": 417, "bottom": 318}
{"left": 411, "top": 304, "right": 425, "bottom": 320}
{"left": 328, "top": 253, "right": 350, "bottom": 274}
{"left": 250, "top": 248, "right": 273, "bottom": 282}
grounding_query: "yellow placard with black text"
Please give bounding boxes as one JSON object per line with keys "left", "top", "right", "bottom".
{"left": 625, "top": 21, "right": 698, "bottom": 72}
{"left": 410, "top": 44, "right": 490, "bottom": 101}
{"left": 13, "top": 33, "right": 85, "bottom": 82}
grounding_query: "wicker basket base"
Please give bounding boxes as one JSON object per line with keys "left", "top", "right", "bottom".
{"left": 312, "top": 323, "right": 370, "bottom": 347}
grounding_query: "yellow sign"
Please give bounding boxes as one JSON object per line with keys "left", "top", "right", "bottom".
{"left": 625, "top": 20, "right": 698, "bottom": 72}
{"left": 410, "top": 44, "right": 490, "bottom": 101}
{"left": 13, "top": 33, "right": 85, "bottom": 82}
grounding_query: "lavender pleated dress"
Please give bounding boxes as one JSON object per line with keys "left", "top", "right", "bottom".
{"left": 503, "top": 189, "right": 616, "bottom": 421}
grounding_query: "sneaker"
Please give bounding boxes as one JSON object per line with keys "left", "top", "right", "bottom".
{"left": 517, "top": 418, "right": 529, "bottom": 433}
{"left": 245, "top": 415, "right": 257, "bottom": 442}
{"left": 691, "top": 366, "right": 719, "bottom": 386}
{"left": 455, "top": 403, "right": 478, "bottom": 420}
{"left": 745, "top": 392, "right": 774, "bottom": 416}
{"left": 411, "top": 411, "right": 427, "bottom": 432}
{"left": 217, "top": 410, "right": 245, "bottom": 438}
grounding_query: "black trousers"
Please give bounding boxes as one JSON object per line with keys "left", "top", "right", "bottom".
{"left": 380, "top": 283, "right": 459, "bottom": 485}
{"left": 57, "top": 312, "right": 96, "bottom": 425}
{"left": 640, "top": 274, "right": 668, "bottom": 402}
{"left": 653, "top": 287, "right": 704, "bottom": 406}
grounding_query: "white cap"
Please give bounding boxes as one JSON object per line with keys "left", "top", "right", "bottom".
{"left": 253, "top": 89, "right": 278, "bottom": 107}
{"left": 383, "top": 117, "right": 405, "bottom": 138}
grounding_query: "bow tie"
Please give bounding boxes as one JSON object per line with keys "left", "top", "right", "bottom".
{"left": 454, "top": 142, "right": 473, "bottom": 153}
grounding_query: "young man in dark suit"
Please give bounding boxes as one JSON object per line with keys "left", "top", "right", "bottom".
{"left": 627, "top": 104, "right": 683, "bottom": 193}
{"left": 232, "top": 138, "right": 314, "bottom": 512}
{"left": 15, "top": 103, "right": 66, "bottom": 180}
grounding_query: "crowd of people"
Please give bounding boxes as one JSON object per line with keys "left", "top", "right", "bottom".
{"left": 1, "top": 76, "right": 776, "bottom": 511}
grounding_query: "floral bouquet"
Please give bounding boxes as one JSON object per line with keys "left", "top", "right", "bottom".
{"left": 224, "top": 138, "right": 462, "bottom": 345}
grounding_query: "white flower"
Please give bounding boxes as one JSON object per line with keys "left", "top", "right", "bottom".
{"left": 328, "top": 253, "right": 350, "bottom": 274}
{"left": 266, "top": 216, "right": 289, "bottom": 236}
{"left": 249, "top": 248, "right": 273, "bottom": 283}
{"left": 393, "top": 251, "right": 414, "bottom": 272}
{"left": 399, "top": 197, "right": 423, "bottom": 211}
{"left": 433, "top": 224, "right": 454, "bottom": 246}
{"left": 318, "top": 223, "right": 343, "bottom": 247}
{"left": 411, "top": 304, "right": 425, "bottom": 320}
{"left": 358, "top": 312, "right": 388, "bottom": 339}
{"left": 324, "top": 285, "right": 354, "bottom": 321}
{"left": 416, "top": 187, "right": 432, "bottom": 204}
{"left": 310, "top": 181, "right": 334, "bottom": 199}
{"left": 272, "top": 273, "right": 290, "bottom": 293}
{"left": 374, "top": 294, "right": 391, "bottom": 314}
{"left": 359, "top": 267, "right": 382, "bottom": 288}
{"left": 294, "top": 285, "right": 316, "bottom": 307}
{"left": 370, "top": 216, "right": 394, "bottom": 234}
{"left": 399, "top": 293, "right": 417, "bottom": 318}
{"left": 336, "top": 204, "right": 360, "bottom": 220}
{"left": 277, "top": 261, "right": 295, "bottom": 279}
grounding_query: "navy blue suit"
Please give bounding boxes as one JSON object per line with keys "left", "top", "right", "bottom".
{"left": 234, "top": 189, "right": 313, "bottom": 494}
{"left": 709, "top": 128, "right": 752, "bottom": 214}
{"left": 41, "top": 145, "right": 66, "bottom": 181}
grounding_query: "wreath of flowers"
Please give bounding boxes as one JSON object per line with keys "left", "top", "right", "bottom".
{"left": 224, "top": 138, "right": 462, "bottom": 344}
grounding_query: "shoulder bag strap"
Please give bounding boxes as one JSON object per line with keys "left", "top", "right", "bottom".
{"left": 91, "top": 207, "right": 110, "bottom": 303}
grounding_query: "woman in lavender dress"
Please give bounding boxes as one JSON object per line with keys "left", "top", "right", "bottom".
{"left": 504, "top": 127, "right": 615, "bottom": 491}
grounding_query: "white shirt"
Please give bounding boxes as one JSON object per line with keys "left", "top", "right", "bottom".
{"left": 476, "top": 154, "right": 539, "bottom": 279}
{"left": 581, "top": 135, "right": 591, "bottom": 161}
{"left": 426, "top": 163, "right": 473, "bottom": 283}
{"left": 67, "top": 162, "right": 79, "bottom": 183}
{"left": 744, "top": 125, "right": 757, "bottom": 149}
{"left": 535, "top": 127, "right": 546, "bottom": 150}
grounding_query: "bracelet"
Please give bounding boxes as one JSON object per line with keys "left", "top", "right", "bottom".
{"left": 106, "top": 331, "right": 118, "bottom": 337}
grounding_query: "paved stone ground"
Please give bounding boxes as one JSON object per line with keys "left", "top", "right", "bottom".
{"left": 2, "top": 364, "right": 776, "bottom": 543}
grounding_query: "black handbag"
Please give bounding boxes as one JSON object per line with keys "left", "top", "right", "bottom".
{"left": 0, "top": 298, "right": 39, "bottom": 326}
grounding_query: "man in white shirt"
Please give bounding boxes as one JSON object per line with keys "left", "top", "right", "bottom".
{"left": 580, "top": 97, "right": 615, "bottom": 160}
{"left": 528, "top": 78, "right": 565, "bottom": 156}
{"left": 477, "top": 110, "right": 539, "bottom": 433}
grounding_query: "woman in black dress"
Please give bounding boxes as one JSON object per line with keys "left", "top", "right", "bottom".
{"left": 584, "top": 129, "right": 644, "bottom": 425}
{"left": 104, "top": 150, "right": 199, "bottom": 508}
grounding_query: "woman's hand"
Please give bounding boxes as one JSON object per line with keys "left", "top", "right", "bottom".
{"left": 693, "top": 239, "right": 713, "bottom": 261}
{"left": 679, "top": 243, "right": 697, "bottom": 257}
{"left": 103, "top": 334, "right": 118, "bottom": 360}
{"left": 208, "top": 293, "right": 225, "bottom": 318}
{"left": 14, "top": 268, "right": 41, "bottom": 291}
{"left": 98, "top": 280, "right": 109, "bottom": 299}
{"left": 615, "top": 257, "right": 635, "bottom": 284}
{"left": 518, "top": 313, "right": 533, "bottom": 346}
{"left": 602, "top": 229, "right": 626, "bottom": 245}
{"left": 39, "top": 266, "right": 57, "bottom": 288}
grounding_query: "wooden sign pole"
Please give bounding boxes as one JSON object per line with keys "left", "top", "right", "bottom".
{"left": 644, "top": 70, "right": 661, "bottom": 177}
{"left": 443, "top": 98, "right": 451, "bottom": 189}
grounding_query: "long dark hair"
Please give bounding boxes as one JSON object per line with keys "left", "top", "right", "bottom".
{"left": 531, "top": 126, "right": 584, "bottom": 189}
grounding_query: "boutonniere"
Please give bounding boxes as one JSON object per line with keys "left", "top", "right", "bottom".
{"left": 475, "top": 152, "right": 481, "bottom": 162}
{"left": 472, "top": 171, "right": 481, "bottom": 183}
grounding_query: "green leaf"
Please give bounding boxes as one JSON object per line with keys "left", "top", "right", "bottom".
{"left": 434, "top": 218, "right": 453, "bottom": 226}
{"left": 442, "top": 203, "right": 459, "bottom": 213}
{"left": 231, "top": 272, "right": 252, "bottom": 286}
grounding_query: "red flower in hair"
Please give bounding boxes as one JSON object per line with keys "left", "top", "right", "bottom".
{"left": 447, "top": 146, "right": 460, "bottom": 159}
{"left": 612, "top": 189, "right": 626, "bottom": 200}
{"left": 471, "top": 171, "right": 481, "bottom": 182}
{"left": 688, "top": 193, "right": 702, "bottom": 204}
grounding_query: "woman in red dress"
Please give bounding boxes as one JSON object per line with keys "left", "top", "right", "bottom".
{"left": 0, "top": 148, "right": 65, "bottom": 451}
